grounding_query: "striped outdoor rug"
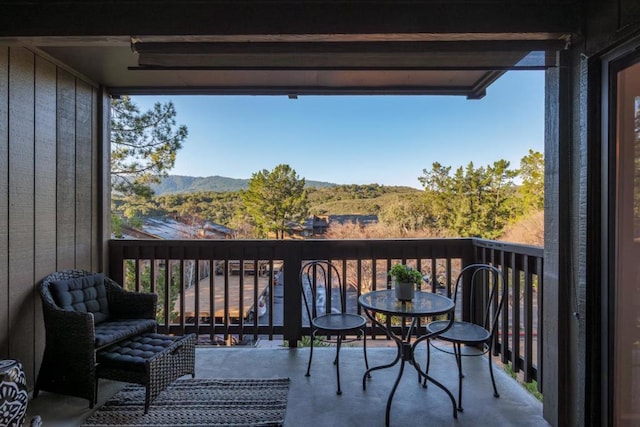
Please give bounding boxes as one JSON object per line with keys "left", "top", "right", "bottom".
{"left": 81, "top": 378, "right": 290, "bottom": 427}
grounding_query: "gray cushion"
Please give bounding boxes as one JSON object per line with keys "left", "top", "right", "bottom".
{"left": 50, "top": 274, "right": 110, "bottom": 324}
{"left": 97, "top": 333, "right": 185, "bottom": 371}
{"left": 94, "top": 319, "right": 158, "bottom": 348}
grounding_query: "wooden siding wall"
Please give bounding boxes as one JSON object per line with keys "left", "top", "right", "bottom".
{"left": 0, "top": 46, "right": 102, "bottom": 388}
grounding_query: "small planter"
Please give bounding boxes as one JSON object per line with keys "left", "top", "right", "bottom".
{"left": 394, "top": 280, "right": 415, "bottom": 301}
{"left": 389, "top": 264, "right": 422, "bottom": 302}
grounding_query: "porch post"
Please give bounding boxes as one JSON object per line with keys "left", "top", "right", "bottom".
{"left": 543, "top": 48, "right": 584, "bottom": 426}
{"left": 283, "top": 242, "right": 303, "bottom": 348}
{"left": 98, "top": 89, "right": 111, "bottom": 273}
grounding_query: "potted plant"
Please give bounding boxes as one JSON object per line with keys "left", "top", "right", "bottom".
{"left": 389, "top": 264, "right": 423, "bottom": 301}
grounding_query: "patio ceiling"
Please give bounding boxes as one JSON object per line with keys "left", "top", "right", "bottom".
{"left": 14, "top": 33, "right": 567, "bottom": 99}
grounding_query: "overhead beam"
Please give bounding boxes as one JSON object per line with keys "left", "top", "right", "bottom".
{"left": 0, "top": 2, "right": 581, "bottom": 37}
{"left": 132, "top": 40, "right": 567, "bottom": 54}
{"left": 106, "top": 84, "right": 494, "bottom": 97}
{"left": 131, "top": 40, "right": 560, "bottom": 69}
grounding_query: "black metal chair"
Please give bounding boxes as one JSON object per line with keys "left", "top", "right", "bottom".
{"left": 300, "top": 260, "right": 369, "bottom": 395}
{"left": 424, "top": 263, "right": 506, "bottom": 411}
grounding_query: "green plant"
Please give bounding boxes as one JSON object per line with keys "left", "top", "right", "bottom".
{"left": 504, "top": 361, "right": 543, "bottom": 401}
{"left": 282, "top": 336, "right": 330, "bottom": 348}
{"left": 389, "top": 264, "right": 423, "bottom": 284}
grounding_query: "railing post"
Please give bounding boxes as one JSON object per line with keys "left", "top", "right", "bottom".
{"left": 108, "top": 240, "right": 124, "bottom": 286}
{"left": 282, "top": 244, "right": 303, "bottom": 348}
{"left": 460, "top": 248, "right": 476, "bottom": 324}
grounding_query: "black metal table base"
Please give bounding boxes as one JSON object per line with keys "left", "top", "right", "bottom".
{"left": 361, "top": 314, "right": 458, "bottom": 426}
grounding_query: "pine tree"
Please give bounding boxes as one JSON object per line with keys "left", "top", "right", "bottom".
{"left": 110, "top": 96, "right": 188, "bottom": 225}
{"left": 241, "top": 164, "right": 308, "bottom": 239}
{"left": 111, "top": 96, "right": 187, "bottom": 197}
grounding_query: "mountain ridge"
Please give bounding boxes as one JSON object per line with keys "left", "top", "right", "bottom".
{"left": 151, "top": 174, "right": 337, "bottom": 195}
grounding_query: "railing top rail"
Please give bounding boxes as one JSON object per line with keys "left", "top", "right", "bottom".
{"left": 110, "top": 237, "right": 542, "bottom": 260}
{"left": 109, "top": 238, "right": 479, "bottom": 260}
{"left": 472, "top": 238, "right": 544, "bottom": 257}
{"left": 109, "top": 238, "right": 477, "bottom": 246}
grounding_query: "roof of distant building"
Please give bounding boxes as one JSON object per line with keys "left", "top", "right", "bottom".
{"left": 328, "top": 214, "right": 379, "bottom": 226}
{"left": 121, "top": 216, "right": 233, "bottom": 240}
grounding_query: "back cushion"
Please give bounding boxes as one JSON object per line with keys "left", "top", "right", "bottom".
{"left": 50, "top": 273, "right": 110, "bottom": 324}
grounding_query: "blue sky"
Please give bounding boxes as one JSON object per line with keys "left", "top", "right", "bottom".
{"left": 132, "top": 70, "right": 544, "bottom": 190}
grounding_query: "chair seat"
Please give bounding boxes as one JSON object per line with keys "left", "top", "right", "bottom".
{"left": 426, "top": 320, "right": 490, "bottom": 344}
{"left": 312, "top": 313, "right": 366, "bottom": 332}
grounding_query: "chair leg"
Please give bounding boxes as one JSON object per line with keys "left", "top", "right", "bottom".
{"left": 305, "top": 331, "right": 315, "bottom": 377}
{"left": 93, "top": 378, "right": 99, "bottom": 409}
{"left": 454, "top": 342, "right": 464, "bottom": 412}
{"left": 488, "top": 348, "right": 500, "bottom": 398}
{"left": 335, "top": 335, "right": 342, "bottom": 395}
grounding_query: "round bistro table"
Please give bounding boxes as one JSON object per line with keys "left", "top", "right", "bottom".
{"left": 358, "top": 289, "right": 457, "bottom": 427}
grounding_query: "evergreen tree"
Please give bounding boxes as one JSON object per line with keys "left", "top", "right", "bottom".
{"left": 378, "top": 195, "right": 436, "bottom": 235}
{"left": 241, "top": 164, "right": 308, "bottom": 239}
{"left": 418, "top": 159, "right": 518, "bottom": 238}
{"left": 110, "top": 96, "right": 187, "bottom": 227}
{"left": 111, "top": 96, "right": 187, "bottom": 201}
{"left": 518, "top": 149, "right": 545, "bottom": 213}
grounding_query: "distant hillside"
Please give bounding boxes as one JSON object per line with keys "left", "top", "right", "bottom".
{"left": 307, "top": 184, "right": 422, "bottom": 215}
{"left": 151, "top": 175, "right": 336, "bottom": 195}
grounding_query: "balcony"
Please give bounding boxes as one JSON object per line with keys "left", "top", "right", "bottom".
{"left": 27, "top": 345, "right": 546, "bottom": 426}
{"left": 108, "top": 237, "right": 542, "bottom": 385}
{"left": 26, "top": 237, "right": 544, "bottom": 425}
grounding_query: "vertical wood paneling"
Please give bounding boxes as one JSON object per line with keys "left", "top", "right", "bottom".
{"left": 75, "top": 80, "right": 92, "bottom": 269}
{"left": 0, "top": 47, "right": 101, "bottom": 390}
{"left": 91, "top": 88, "right": 99, "bottom": 273}
{"left": 100, "top": 92, "right": 110, "bottom": 272}
{"left": 0, "top": 47, "right": 9, "bottom": 359}
{"left": 8, "top": 47, "right": 35, "bottom": 380}
{"left": 56, "top": 70, "right": 76, "bottom": 269}
{"left": 34, "top": 55, "right": 57, "bottom": 382}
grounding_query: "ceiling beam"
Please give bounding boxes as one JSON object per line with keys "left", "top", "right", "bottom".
{"left": 0, "top": 2, "right": 581, "bottom": 37}
{"left": 132, "top": 40, "right": 567, "bottom": 54}
{"left": 130, "top": 39, "right": 561, "bottom": 69}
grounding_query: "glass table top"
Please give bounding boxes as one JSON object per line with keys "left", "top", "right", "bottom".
{"left": 358, "top": 289, "right": 454, "bottom": 317}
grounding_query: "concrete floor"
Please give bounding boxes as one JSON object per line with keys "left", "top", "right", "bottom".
{"left": 25, "top": 343, "right": 548, "bottom": 427}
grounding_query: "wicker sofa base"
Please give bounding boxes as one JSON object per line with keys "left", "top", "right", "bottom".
{"left": 96, "top": 333, "right": 196, "bottom": 413}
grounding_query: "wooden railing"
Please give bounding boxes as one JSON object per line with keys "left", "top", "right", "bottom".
{"left": 471, "top": 239, "right": 544, "bottom": 391}
{"left": 108, "top": 238, "right": 543, "bottom": 390}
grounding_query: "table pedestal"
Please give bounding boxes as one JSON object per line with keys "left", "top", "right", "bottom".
{"left": 362, "top": 319, "right": 458, "bottom": 427}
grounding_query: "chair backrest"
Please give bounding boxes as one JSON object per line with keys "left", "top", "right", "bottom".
{"left": 451, "top": 263, "right": 506, "bottom": 338}
{"left": 299, "top": 260, "right": 347, "bottom": 323}
{"left": 40, "top": 269, "right": 112, "bottom": 321}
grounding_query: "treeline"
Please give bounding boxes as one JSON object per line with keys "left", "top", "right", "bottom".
{"left": 112, "top": 183, "right": 415, "bottom": 229}
{"left": 414, "top": 150, "right": 544, "bottom": 239}
{"left": 112, "top": 150, "right": 543, "bottom": 242}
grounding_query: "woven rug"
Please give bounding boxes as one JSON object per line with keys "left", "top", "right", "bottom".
{"left": 81, "top": 378, "right": 290, "bottom": 427}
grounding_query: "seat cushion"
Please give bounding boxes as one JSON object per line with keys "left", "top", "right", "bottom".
{"left": 50, "top": 273, "right": 110, "bottom": 324}
{"left": 97, "top": 333, "right": 190, "bottom": 372}
{"left": 94, "top": 319, "right": 158, "bottom": 348}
